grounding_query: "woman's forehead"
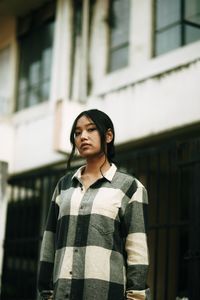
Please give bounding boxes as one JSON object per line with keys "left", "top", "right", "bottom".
{"left": 75, "top": 115, "right": 94, "bottom": 128}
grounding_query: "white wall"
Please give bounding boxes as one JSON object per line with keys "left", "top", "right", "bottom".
{"left": 0, "top": 2, "right": 73, "bottom": 174}
{"left": 11, "top": 102, "right": 66, "bottom": 172}
{"left": 9, "top": 31, "right": 200, "bottom": 173}
{"left": 0, "top": 0, "right": 200, "bottom": 175}
{"left": 89, "top": 59, "right": 200, "bottom": 145}
{"left": 0, "top": 121, "right": 14, "bottom": 171}
{"left": 56, "top": 57, "right": 200, "bottom": 153}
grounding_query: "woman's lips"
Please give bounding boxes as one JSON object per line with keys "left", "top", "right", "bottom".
{"left": 80, "top": 143, "right": 91, "bottom": 149}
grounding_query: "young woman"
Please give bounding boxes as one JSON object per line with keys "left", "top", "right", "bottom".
{"left": 38, "top": 109, "right": 150, "bottom": 300}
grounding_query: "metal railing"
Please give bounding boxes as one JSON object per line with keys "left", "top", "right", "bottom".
{"left": 1, "top": 135, "right": 200, "bottom": 299}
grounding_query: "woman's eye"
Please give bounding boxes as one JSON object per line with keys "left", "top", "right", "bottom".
{"left": 88, "top": 127, "right": 96, "bottom": 132}
{"left": 74, "top": 131, "right": 81, "bottom": 137}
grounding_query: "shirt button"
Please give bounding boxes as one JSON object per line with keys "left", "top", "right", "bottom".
{"left": 69, "top": 271, "right": 72, "bottom": 275}
{"left": 74, "top": 249, "right": 78, "bottom": 253}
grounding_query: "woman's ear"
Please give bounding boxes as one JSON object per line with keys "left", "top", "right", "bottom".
{"left": 106, "top": 128, "right": 113, "bottom": 144}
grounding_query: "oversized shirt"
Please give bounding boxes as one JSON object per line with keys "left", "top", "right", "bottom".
{"left": 38, "top": 164, "right": 150, "bottom": 300}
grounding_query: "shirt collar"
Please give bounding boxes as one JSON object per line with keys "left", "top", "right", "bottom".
{"left": 72, "top": 163, "right": 117, "bottom": 183}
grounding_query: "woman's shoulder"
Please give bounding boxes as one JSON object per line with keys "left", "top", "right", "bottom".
{"left": 115, "top": 167, "right": 136, "bottom": 181}
{"left": 115, "top": 168, "right": 146, "bottom": 190}
{"left": 115, "top": 168, "right": 148, "bottom": 203}
{"left": 56, "top": 170, "right": 77, "bottom": 189}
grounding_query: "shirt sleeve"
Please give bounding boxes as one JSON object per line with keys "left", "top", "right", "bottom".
{"left": 123, "top": 184, "right": 150, "bottom": 300}
{"left": 37, "top": 181, "right": 60, "bottom": 296}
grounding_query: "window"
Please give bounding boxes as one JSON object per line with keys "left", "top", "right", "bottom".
{"left": 16, "top": 6, "right": 55, "bottom": 111}
{"left": 108, "top": 0, "right": 130, "bottom": 72}
{"left": 155, "top": 0, "right": 200, "bottom": 56}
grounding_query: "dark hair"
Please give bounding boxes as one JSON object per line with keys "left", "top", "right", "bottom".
{"left": 67, "top": 109, "right": 115, "bottom": 169}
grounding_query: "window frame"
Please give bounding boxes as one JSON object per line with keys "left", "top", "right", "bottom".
{"left": 154, "top": 0, "right": 200, "bottom": 57}
{"left": 107, "top": 0, "right": 131, "bottom": 73}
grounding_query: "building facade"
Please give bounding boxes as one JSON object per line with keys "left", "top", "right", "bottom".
{"left": 0, "top": 0, "right": 200, "bottom": 299}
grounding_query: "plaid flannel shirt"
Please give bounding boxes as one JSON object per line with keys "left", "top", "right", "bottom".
{"left": 38, "top": 164, "right": 150, "bottom": 300}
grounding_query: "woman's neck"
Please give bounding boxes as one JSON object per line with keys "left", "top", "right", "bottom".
{"left": 83, "top": 154, "right": 111, "bottom": 177}
{"left": 81, "top": 155, "right": 111, "bottom": 190}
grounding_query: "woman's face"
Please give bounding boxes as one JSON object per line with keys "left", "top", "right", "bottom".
{"left": 74, "top": 115, "right": 102, "bottom": 159}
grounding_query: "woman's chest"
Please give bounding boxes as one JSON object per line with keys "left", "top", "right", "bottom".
{"left": 59, "top": 186, "right": 124, "bottom": 220}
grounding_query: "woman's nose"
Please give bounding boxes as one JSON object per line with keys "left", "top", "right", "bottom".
{"left": 80, "top": 130, "right": 88, "bottom": 140}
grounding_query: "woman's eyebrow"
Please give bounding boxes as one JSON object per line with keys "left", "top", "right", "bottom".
{"left": 75, "top": 122, "right": 95, "bottom": 129}
{"left": 86, "top": 122, "right": 95, "bottom": 126}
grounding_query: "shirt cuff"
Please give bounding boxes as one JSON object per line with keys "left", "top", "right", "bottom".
{"left": 40, "top": 290, "right": 53, "bottom": 300}
{"left": 126, "top": 288, "right": 151, "bottom": 300}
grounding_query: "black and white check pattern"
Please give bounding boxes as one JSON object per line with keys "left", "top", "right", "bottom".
{"left": 38, "top": 164, "right": 150, "bottom": 300}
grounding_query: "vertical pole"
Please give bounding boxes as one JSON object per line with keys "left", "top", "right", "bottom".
{"left": 0, "top": 161, "right": 8, "bottom": 295}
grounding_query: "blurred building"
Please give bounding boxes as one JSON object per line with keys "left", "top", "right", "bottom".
{"left": 0, "top": 0, "right": 200, "bottom": 299}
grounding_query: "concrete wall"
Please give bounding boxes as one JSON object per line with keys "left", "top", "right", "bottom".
{"left": 57, "top": 35, "right": 200, "bottom": 152}
{"left": 0, "top": 0, "right": 200, "bottom": 174}
{"left": 89, "top": 57, "right": 200, "bottom": 145}
{"left": 0, "top": 17, "right": 17, "bottom": 172}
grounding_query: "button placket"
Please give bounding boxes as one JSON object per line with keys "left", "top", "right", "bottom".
{"left": 79, "top": 190, "right": 90, "bottom": 213}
